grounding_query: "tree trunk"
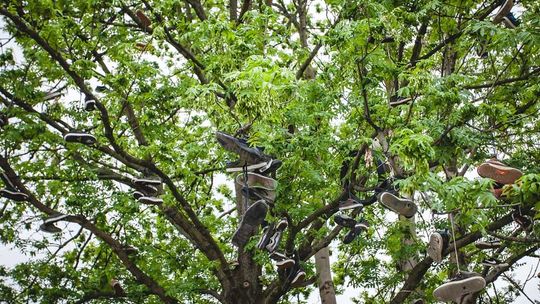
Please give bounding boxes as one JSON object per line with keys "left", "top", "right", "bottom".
{"left": 315, "top": 247, "right": 337, "bottom": 304}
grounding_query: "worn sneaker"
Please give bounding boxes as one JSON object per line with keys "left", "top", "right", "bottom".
{"left": 502, "top": 12, "right": 519, "bottom": 29}
{"left": 216, "top": 132, "right": 279, "bottom": 173}
{"left": 0, "top": 189, "right": 28, "bottom": 201}
{"left": 232, "top": 200, "right": 269, "bottom": 247}
{"left": 138, "top": 196, "right": 163, "bottom": 205}
{"left": 133, "top": 191, "right": 145, "bottom": 200}
{"left": 266, "top": 218, "right": 288, "bottom": 252}
{"left": 84, "top": 95, "right": 96, "bottom": 112}
{"left": 257, "top": 223, "right": 275, "bottom": 250}
{"left": 110, "top": 279, "right": 126, "bottom": 297}
{"left": 477, "top": 159, "right": 522, "bottom": 185}
{"left": 492, "top": 0, "right": 513, "bottom": 24}
{"left": 276, "top": 258, "right": 295, "bottom": 270}
{"left": 289, "top": 268, "right": 307, "bottom": 288}
{"left": 39, "top": 223, "right": 62, "bottom": 234}
{"left": 133, "top": 177, "right": 162, "bottom": 187}
{"left": 481, "top": 258, "right": 509, "bottom": 268}
{"left": 39, "top": 213, "right": 69, "bottom": 234}
{"left": 412, "top": 299, "right": 424, "bottom": 304}
{"left": 338, "top": 196, "right": 364, "bottom": 211}
{"left": 64, "top": 132, "right": 96, "bottom": 145}
{"left": 433, "top": 272, "right": 486, "bottom": 302}
{"left": 343, "top": 220, "right": 369, "bottom": 244}
{"left": 334, "top": 214, "right": 357, "bottom": 228}
{"left": 427, "top": 231, "right": 450, "bottom": 263}
{"left": 236, "top": 173, "right": 277, "bottom": 202}
{"left": 122, "top": 245, "right": 138, "bottom": 255}
{"left": 512, "top": 212, "right": 533, "bottom": 231}
{"left": 475, "top": 239, "right": 502, "bottom": 250}
{"left": 377, "top": 192, "right": 417, "bottom": 218}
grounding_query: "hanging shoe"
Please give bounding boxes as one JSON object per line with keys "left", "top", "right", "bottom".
{"left": 232, "top": 200, "right": 268, "bottom": 247}
{"left": 377, "top": 192, "right": 417, "bottom": 218}
{"left": 0, "top": 113, "right": 7, "bottom": 127}
{"left": 481, "top": 258, "right": 509, "bottom": 268}
{"left": 122, "top": 245, "right": 138, "bottom": 255}
{"left": 270, "top": 251, "right": 295, "bottom": 269}
{"left": 0, "top": 188, "right": 29, "bottom": 202}
{"left": 289, "top": 268, "right": 307, "bottom": 288}
{"left": 266, "top": 218, "right": 288, "bottom": 253}
{"left": 236, "top": 173, "right": 277, "bottom": 202}
{"left": 427, "top": 230, "right": 450, "bottom": 263}
{"left": 492, "top": 0, "right": 513, "bottom": 24}
{"left": 477, "top": 158, "right": 522, "bottom": 185}
{"left": 136, "top": 9, "right": 152, "bottom": 28}
{"left": 84, "top": 95, "right": 96, "bottom": 112}
{"left": 216, "top": 132, "right": 280, "bottom": 174}
{"left": 338, "top": 196, "right": 364, "bottom": 211}
{"left": 133, "top": 177, "right": 162, "bottom": 187}
{"left": 138, "top": 196, "right": 163, "bottom": 205}
{"left": 64, "top": 132, "right": 97, "bottom": 145}
{"left": 502, "top": 12, "right": 520, "bottom": 29}
{"left": 412, "top": 299, "right": 424, "bottom": 304}
{"left": 333, "top": 214, "right": 357, "bottom": 228}
{"left": 475, "top": 238, "right": 502, "bottom": 250}
{"left": 343, "top": 220, "right": 369, "bottom": 244}
{"left": 39, "top": 213, "right": 69, "bottom": 234}
{"left": 257, "top": 222, "right": 275, "bottom": 250}
{"left": 133, "top": 191, "right": 145, "bottom": 200}
{"left": 110, "top": 279, "right": 126, "bottom": 297}
{"left": 512, "top": 212, "right": 533, "bottom": 231}
{"left": 433, "top": 271, "right": 486, "bottom": 302}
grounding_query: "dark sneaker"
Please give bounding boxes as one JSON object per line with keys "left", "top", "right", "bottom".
{"left": 39, "top": 223, "right": 62, "bottom": 234}
{"left": 412, "top": 299, "right": 424, "bottom": 304}
{"left": 95, "top": 85, "right": 109, "bottom": 92}
{"left": 236, "top": 173, "right": 277, "bottom": 202}
{"left": 389, "top": 96, "right": 412, "bottom": 107}
{"left": 492, "top": 0, "right": 513, "bottom": 24}
{"left": 343, "top": 221, "right": 368, "bottom": 244}
{"left": 433, "top": 272, "right": 486, "bottom": 302}
{"left": 481, "top": 258, "right": 509, "bottom": 268}
{"left": 477, "top": 159, "right": 522, "bottom": 185}
{"left": 84, "top": 96, "right": 96, "bottom": 112}
{"left": 290, "top": 269, "right": 307, "bottom": 288}
{"left": 133, "top": 177, "right": 162, "bottom": 187}
{"left": 502, "top": 12, "right": 519, "bottom": 29}
{"left": 338, "top": 196, "right": 364, "bottom": 211}
{"left": 512, "top": 212, "right": 532, "bottom": 231}
{"left": 0, "top": 189, "right": 28, "bottom": 201}
{"left": 110, "top": 279, "right": 126, "bottom": 297}
{"left": 39, "top": 213, "right": 69, "bottom": 234}
{"left": 377, "top": 192, "right": 417, "bottom": 218}
{"left": 475, "top": 239, "right": 502, "bottom": 250}
{"left": 216, "top": 132, "right": 277, "bottom": 173}
{"left": 139, "top": 184, "right": 158, "bottom": 196}
{"left": 266, "top": 218, "right": 288, "bottom": 253}
{"left": 0, "top": 113, "right": 7, "bottom": 127}
{"left": 257, "top": 223, "right": 275, "bottom": 250}
{"left": 275, "top": 258, "right": 295, "bottom": 270}
{"left": 269, "top": 251, "right": 288, "bottom": 261}
{"left": 427, "top": 231, "right": 449, "bottom": 263}
{"left": 122, "top": 245, "right": 138, "bottom": 255}
{"left": 64, "top": 132, "right": 96, "bottom": 145}
{"left": 138, "top": 196, "right": 163, "bottom": 205}
{"left": 232, "top": 200, "right": 269, "bottom": 247}
{"left": 0, "top": 172, "right": 17, "bottom": 191}
{"left": 334, "top": 214, "right": 357, "bottom": 228}
{"left": 133, "top": 191, "right": 144, "bottom": 200}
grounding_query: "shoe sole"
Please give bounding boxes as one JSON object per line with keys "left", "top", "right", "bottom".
{"left": 378, "top": 192, "right": 417, "bottom": 218}
{"left": 232, "top": 200, "right": 268, "bottom": 247}
{"left": 138, "top": 196, "right": 163, "bottom": 205}
{"left": 492, "top": 0, "right": 513, "bottom": 24}
{"left": 44, "top": 214, "right": 69, "bottom": 225}
{"left": 39, "top": 223, "right": 62, "bottom": 234}
{"left": 338, "top": 200, "right": 363, "bottom": 211}
{"left": 276, "top": 258, "right": 294, "bottom": 270}
{"left": 477, "top": 163, "right": 522, "bottom": 185}
{"left": 0, "top": 172, "right": 16, "bottom": 190}
{"left": 0, "top": 189, "right": 28, "bottom": 201}
{"left": 502, "top": 17, "right": 517, "bottom": 29}
{"left": 133, "top": 178, "right": 162, "bottom": 186}
{"left": 433, "top": 277, "right": 486, "bottom": 301}
{"left": 427, "top": 233, "right": 444, "bottom": 263}
{"left": 64, "top": 133, "right": 96, "bottom": 145}
{"left": 226, "top": 161, "right": 269, "bottom": 172}
{"left": 257, "top": 224, "right": 274, "bottom": 249}
{"left": 290, "top": 270, "right": 306, "bottom": 287}
{"left": 334, "top": 215, "right": 357, "bottom": 228}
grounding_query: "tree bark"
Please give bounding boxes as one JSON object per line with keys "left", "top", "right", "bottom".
{"left": 315, "top": 247, "right": 337, "bottom": 304}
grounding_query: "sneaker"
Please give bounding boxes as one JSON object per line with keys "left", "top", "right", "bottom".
{"left": 84, "top": 96, "right": 96, "bottom": 112}
{"left": 412, "top": 299, "right": 424, "bottom": 304}
{"left": 275, "top": 258, "right": 295, "bottom": 270}
{"left": 133, "top": 191, "right": 145, "bottom": 200}
{"left": 133, "top": 177, "right": 162, "bottom": 187}
{"left": 122, "top": 245, "right": 138, "bottom": 255}
{"left": 138, "top": 184, "right": 158, "bottom": 196}
{"left": 110, "top": 279, "right": 126, "bottom": 297}
{"left": 236, "top": 173, "right": 277, "bottom": 202}
{"left": 64, "top": 132, "right": 97, "bottom": 145}
{"left": 216, "top": 132, "right": 279, "bottom": 173}
{"left": 338, "top": 196, "right": 364, "bottom": 211}
{"left": 334, "top": 214, "right": 357, "bottom": 228}
{"left": 266, "top": 218, "right": 288, "bottom": 252}
{"left": 377, "top": 192, "right": 417, "bottom": 218}
{"left": 481, "top": 258, "right": 509, "bottom": 268}
{"left": 492, "top": 0, "right": 513, "bottom": 24}
{"left": 138, "top": 196, "right": 163, "bottom": 205}
{"left": 289, "top": 269, "right": 307, "bottom": 288}
{"left": 343, "top": 221, "right": 368, "bottom": 244}
{"left": 0, "top": 113, "right": 7, "bottom": 127}
{"left": 257, "top": 223, "right": 275, "bottom": 250}
{"left": 512, "top": 212, "right": 533, "bottom": 231}
{"left": 477, "top": 159, "right": 522, "bottom": 185}
{"left": 433, "top": 272, "right": 486, "bottom": 302}
{"left": 232, "top": 200, "right": 269, "bottom": 247}
{"left": 502, "top": 12, "right": 519, "bottom": 29}
{"left": 39, "top": 213, "right": 69, "bottom": 233}
{"left": 475, "top": 239, "right": 502, "bottom": 250}
{"left": 241, "top": 186, "right": 271, "bottom": 203}
{"left": 427, "top": 231, "right": 449, "bottom": 263}
{"left": 95, "top": 85, "right": 109, "bottom": 92}
{"left": 39, "top": 223, "right": 62, "bottom": 234}
{"left": 0, "top": 189, "right": 28, "bottom": 201}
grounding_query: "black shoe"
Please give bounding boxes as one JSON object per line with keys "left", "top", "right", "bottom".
{"left": 338, "top": 197, "right": 364, "bottom": 211}
{"left": 334, "top": 214, "right": 357, "bottom": 228}
{"left": 133, "top": 177, "right": 162, "bottom": 187}
{"left": 475, "top": 238, "right": 502, "bottom": 250}
{"left": 289, "top": 268, "right": 307, "bottom": 288}
{"left": 0, "top": 113, "right": 7, "bottom": 127}
{"left": 84, "top": 96, "right": 96, "bottom": 112}
{"left": 481, "top": 258, "right": 509, "bottom": 268}
{"left": 64, "top": 132, "right": 96, "bottom": 145}
{"left": 257, "top": 223, "right": 275, "bottom": 250}
{"left": 39, "top": 213, "right": 69, "bottom": 234}
{"left": 427, "top": 230, "right": 450, "bottom": 263}
{"left": 122, "top": 245, "right": 138, "bottom": 255}
{"left": 232, "top": 200, "right": 269, "bottom": 247}
{"left": 133, "top": 191, "right": 144, "bottom": 200}
{"left": 0, "top": 188, "right": 29, "bottom": 201}
{"left": 266, "top": 218, "right": 288, "bottom": 252}
{"left": 343, "top": 221, "right": 368, "bottom": 244}
{"left": 216, "top": 132, "right": 279, "bottom": 173}
{"left": 502, "top": 12, "right": 520, "bottom": 29}
{"left": 39, "top": 223, "right": 62, "bottom": 234}
{"left": 512, "top": 212, "right": 533, "bottom": 231}
{"left": 138, "top": 196, "right": 163, "bottom": 205}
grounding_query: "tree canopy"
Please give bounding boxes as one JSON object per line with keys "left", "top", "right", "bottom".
{"left": 0, "top": 0, "right": 539, "bottom": 303}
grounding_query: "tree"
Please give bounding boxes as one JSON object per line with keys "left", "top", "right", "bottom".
{"left": 0, "top": 0, "right": 539, "bottom": 303}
